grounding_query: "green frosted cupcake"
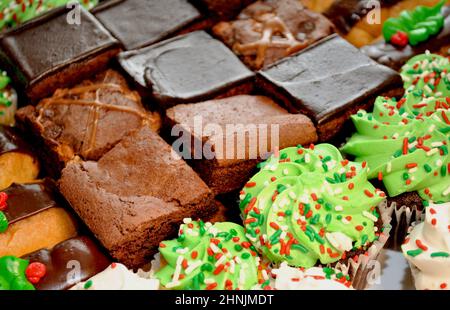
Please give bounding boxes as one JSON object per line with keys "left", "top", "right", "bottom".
{"left": 155, "top": 219, "right": 262, "bottom": 290}
{"left": 0, "top": 71, "right": 17, "bottom": 126}
{"left": 0, "top": 0, "right": 98, "bottom": 32}
{"left": 239, "top": 143, "right": 387, "bottom": 270}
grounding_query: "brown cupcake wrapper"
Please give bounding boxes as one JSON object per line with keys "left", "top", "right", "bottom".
{"left": 386, "top": 202, "right": 424, "bottom": 250}
{"left": 334, "top": 200, "right": 393, "bottom": 290}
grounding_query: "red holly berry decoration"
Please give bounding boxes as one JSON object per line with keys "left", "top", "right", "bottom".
{"left": 25, "top": 262, "right": 47, "bottom": 284}
{"left": 391, "top": 31, "right": 409, "bottom": 47}
{"left": 0, "top": 192, "right": 8, "bottom": 211}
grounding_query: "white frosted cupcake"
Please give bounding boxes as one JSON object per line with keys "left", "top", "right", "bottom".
{"left": 70, "top": 263, "right": 160, "bottom": 290}
{"left": 259, "top": 262, "right": 353, "bottom": 290}
{"left": 402, "top": 202, "right": 450, "bottom": 290}
{"left": 0, "top": 71, "right": 18, "bottom": 126}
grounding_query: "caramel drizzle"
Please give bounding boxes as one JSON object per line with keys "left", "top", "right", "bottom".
{"left": 36, "top": 73, "right": 153, "bottom": 158}
{"left": 234, "top": 13, "right": 308, "bottom": 69}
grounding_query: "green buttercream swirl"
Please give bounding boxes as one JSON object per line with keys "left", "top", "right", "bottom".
{"left": 156, "top": 221, "right": 259, "bottom": 290}
{"left": 0, "top": 0, "right": 99, "bottom": 32}
{"left": 342, "top": 53, "right": 450, "bottom": 203}
{"left": 239, "top": 144, "right": 384, "bottom": 269}
{"left": 0, "top": 256, "right": 35, "bottom": 290}
{"left": 383, "top": 0, "right": 445, "bottom": 46}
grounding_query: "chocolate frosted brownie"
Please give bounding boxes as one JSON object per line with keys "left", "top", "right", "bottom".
{"left": 118, "top": 31, "right": 254, "bottom": 108}
{"left": 0, "top": 126, "right": 39, "bottom": 190}
{"left": 362, "top": 5, "right": 450, "bottom": 70}
{"left": 257, "top": 35, "right": 403, "bottom": 141}
{"left": 166, "top": 95, "right": 318, "bottom": 194}
{"left": 0, "top": 180, "right": 78, "bottom": 258}
{"left": 0, "top": 6, "right": 121, "bottom": 103}
{"left": 22, "top": 236, "right": 111, "bottom": 290}
{"left": 213, "top": 0, "right": 335, "bottom": 70}
{"left": 16, "top": 70, "right": 161, "bottom": 178}
{"left": 93, "top": 0, "right": 202, "bottom": 50}
{"left": 59, "top": 126, "right": 216, "bottom": 268}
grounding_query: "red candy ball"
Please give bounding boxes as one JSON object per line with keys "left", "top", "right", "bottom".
{"left": 391, "top": 31, "right": 409, "bottom": 47}
{"left": 25, "top": 262, "right": 47, "bottom": 284}
{"left": 0, "top": 192, "right": 8, "bottom": 211}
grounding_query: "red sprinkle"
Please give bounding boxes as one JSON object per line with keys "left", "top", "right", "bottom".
{"left": 270, "top": 222, "right": 280, "bottom": 230}
{"left": 364, "top": 189, "right": 374, "bottom": 198}
{"left": 245, "top": 182, "right": 256, "bottom": 188}
{"left": 348, "top": 183, "right": 354, "bottom": 190}
{"left": 378, "top": 171, "right": 383, "bottom": 181}
{"left": 405, "top": 163, "right": 418, "bottom": 169}
{"left": 213, "top": 264, "right": 225, "bottom": 275}
{"left": 206, "top": 283, "right": 218, "bottom": 290}
{"left": 416, "top": 239, "right": 428, "bottom": 251}
{"left": 355, "top": 225, "right": 364, "bottom": 231}
{"left": 403, "top": 138, "right": 409, "bottom": 155}
{"left": 440, "top": 283, "right": 447, "bottom": 289}
{"left": 191, "top": 251, "right": 198, "bottom": 259}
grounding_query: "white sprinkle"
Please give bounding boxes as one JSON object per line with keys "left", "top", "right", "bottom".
{"left": 210, "top": 243, "right": 221, "bottom": 254}
{"left": 427, "top": 148, "right": 439, "bottom": 156}
{"left": 428, "top": 124, "right": 436, "bottom": 133}
{"left": 335, "top": 205, "right": 343, "bottom": 212}
{"left": 215, "top": 254, "right": 227, "bottom": 267}
{"left": 288, "top": 191, "right": 296, "bottom": 200}
{"left": 387, "top": 162, "right": 392, "bottom": 173}
{"left": 204, "top": 278, "right": 215, "bottom": 285}
{"left": 408, "top": 168, "right": 418, "bottom": 174}
{"left": 443, "top": 186, "right": 450, "bottom": 196}
{"left": 431, "top": 142, "right": 443, "bottom": 147}
{"left": 305, "top": 154, "right": 311, "bottom": 163}
{"left": 185, "top": 260, "right": 202, "bottom": 274}
{"left": 176, "top": 247, "right": 188, "bottom": 255}
{"left": 262, "top": 269, "right": 269, "bottom": 281}
{"left": 183, "top": 218, "right": 192, "bottom": 224}
{"left": 436, "top": 159, "right": 443, "bottom": 167}
{"left": 171, "top": 256, "right": 184, "bottom": 283}
{"left": 363, "top": 211, "right": 378, "bottom": 222}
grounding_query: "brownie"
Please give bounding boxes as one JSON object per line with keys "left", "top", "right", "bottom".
{"left": 257, "top": 35, "right": 403, "bottom": 141}
{"left": 22, "top": 236, "right": 111, "bottom": 290}
{"left": 118, "top": 31, "right": 255, "bottom": 108}
{"left": 16, "top": 70, "right": 161, "bottom": 178}
{"left": 324, "top": 0, "right": 401, "bottom": 34}
{"left": 213, "top": 0, "right": 335, "bottom": 70}
{"left": 0, "top": 126, "right": 39, "bottom": 190}
{"left": 166, "top": 95, "right": 318, "bottom": 194}
{"left": 191, "top": 0, "right": 256, "bottom": 19}
{"left": 0, "top": 6, "right": 121, "bottom": 104}
{"left": 59, "top": 126, "right": 216, "bottom": 268}
{"left": 361, "top": 6, "right": 450, "bottom": 70}
{"left": 93, "top": 0, "right": 202, "bottom": 50}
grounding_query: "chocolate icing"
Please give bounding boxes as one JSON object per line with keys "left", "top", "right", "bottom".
{"left": 2, "top": 180, "right": 63, "bottom": 225}
{"left": 118, "top": 31, "right": 254, "bottom": 108}
{"left": 0, "top": 125, "right": 32, "bottom": 156}
{"left": 93, "top": 0, "right": 201, "bottom": 50}
{"left": 361, "top": 6, "right": 450, "bottom": 70}
{"left": 22, "top": 236, "right": 111, "bottom": 290}
{"left": 0, "top": 6, "right": 120, "bottom": 102}
{"left": 257, "top": 34, "right": 402, "bottom": 125}
{"left": 324, "top": 0, "right": 401, "bottom": 33}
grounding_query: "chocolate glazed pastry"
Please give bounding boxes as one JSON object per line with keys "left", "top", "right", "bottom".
{"left": 118, "top": 31, "right": 254, "bottom": 108}
{"left": 257, "top": 35, "right": 403, "bottom": 141}
{"left": 93, "top": 0, "right": 202, "bottom": 50}
{"left": 0, "top": 6, "right": 121, "bottom": 104}
{"left": 22, "top": 236, "right": 111, "bottom": 290}
{"left": 16, "top": 70, "right": 161, "bottom": 179}
{"left": 0, "top": 126, "right": 39, "bottom": 190}
{"left": 0, "top": 180, "right": 78, "bottom": 258}
{"left": 361, "top": 6, "right": 450, "bottom": 70}
{"left": 59, "top": 126, "right": 216, "bottom": 268}
{"left": 324, "top": 0, "right": 402, "bottom": 33}
{"left": 212, "top": 0, "right": 335, "bottom": 70}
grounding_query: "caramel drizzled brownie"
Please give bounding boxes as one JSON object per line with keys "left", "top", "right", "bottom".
{"left": 16, "top": 70, "right": 161, "bottom": 178}
{"left": 59, "top": 126, "right": 216, "bottom": 268}
{"left": 213, "top": 0, "right": 335, "bottom": 70}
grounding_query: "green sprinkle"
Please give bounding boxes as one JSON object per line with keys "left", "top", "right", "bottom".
{"left": 177, "top": 234, "right": 185, "bottom": 242}
{"left": 270, "top": 229, "right": 282, "bottom": 243}
{"left": 407, "top": 249, "right": 424, "bottom": 257}
{"left": 291, "top": 243, "right": 309, "bottom": 253}
{"left": 424, "top": 164, "right": 432, "bottom": 173}
{"left": 336, "top": 272, "right": 343, "bottom": 279}
{"left": 201, "top": 263, "right": 213, "bottom": 272}
{"left": 199, "top": 272, "right": 205, "bottom": 284}
{"left": 441, "top": 165, "right": 447, "bottom": 177}
{"left": 403, "top": 172, "right": 409, "bottom": 180}
{"left": 234, "top": 244, "right": 243, "bottom": 251}
{"left": 84, "top": 280, "right": 93, "bottom": 289}
{"left": 326, "top": 177, "right": 336, "bottom": 184}
{"left": 0, "top": 212, "right": 9, "bottom": 233}
{"left": 430, "top": 252, "right": 449, "bottom": 258}
{"left": 326, "top": 213, "right": 332, "bottom": 224}
{"left": 361, "top": 234, "right": 368, "bottom": 245}
{"left": 285, "top": 210, "right": 292, "bottom": 216}
{"left": 277, "top": 184, "right": 287, "bottom": 193}
{"left": 280, "top": 153, "right": 288, "bottom": 160}
{"left": 241, "top": 253, "right": 251, "bottom": 259}
{"left": 310, "top": 214, "right": 320, "bottom": 225}
{"left": 324, "top": 203, "right": 332, "bottom": 211}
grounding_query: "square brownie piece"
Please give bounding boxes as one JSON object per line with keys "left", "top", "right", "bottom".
{"left": 257, "top": 34, "right": 403, "bottom": 141}
{"left": 118, "top": 31, "right": 255, "bottom": 108}
{"left": 166, "top": 95, "right": 318, "bottom": 194}
{"left": 59, "top": 126, "right": 216, "bottom": 268}
{"left": 93, "top": 0, "right": 202, "bottom": 50}
{"left": 15, "top": 70, "right": 161, "bottom": 178}
{"left": 0, "top": 6, "right": 121, "bottom": 104}
{"left": 212, "top": 0, "right": 335, "bottom": 70}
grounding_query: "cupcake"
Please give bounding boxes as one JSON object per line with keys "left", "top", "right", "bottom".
{"left": 239, "top": 144, "right": 391, "bottom": 288}
{"left": 0, "top": 71, "right": 17, "bottom": 126}
{"left": 71, "top": 263, "right": 159, "bottom": 290}
{"left": 260, "top": 262, "right": 352, "bottom": 290}
{"left": 341, "top": 53, "right": 450, "bottom": 245}
{"left": 0, "top": 0, "right": 99, "bottom": 32}
{"left": 155, "top": 219, "right": 264, "bottom": 290}
{"left": 401, "top": 202, "right": 450, "bottom": 290}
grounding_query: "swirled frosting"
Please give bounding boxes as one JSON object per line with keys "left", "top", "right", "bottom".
{"left": 156, "top": 219, "right": 260, "bottom": 290}
{"left": 342, "top": 53, "right": 450, "bottom": 202}
{"left": 401, "top": 202, "right": 450, "bottom": 290}
{"left": 268, "top": 263, "right": 353, "bottom": 290}
{"left": 239, "top": 144, "right": 385, "bottom": 268}
{"left": 70, "top": 263, "right": 159, "bottom": 290}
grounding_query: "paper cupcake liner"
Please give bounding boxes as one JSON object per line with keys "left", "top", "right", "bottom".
{"left": 386, "top": 202, "right": 424, "bottom": 250}
{"left": 333, "top": 200, "right": 393, "bottom": 290}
